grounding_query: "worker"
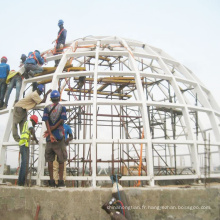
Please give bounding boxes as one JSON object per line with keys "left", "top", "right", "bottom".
{"left": 0, "top": 56, "right": 10, "bottom": 108}
{"left": 42, "top": 90, "right": 67, "bottom": 188}
{"left": 54, "top": 19, "right": 67, "bottom": 67}
{"left": 19, "top": 54, "right": 27, "bottom": 67}
{"left": 12, "top": 84, "right": 51, "bottom": 142}
{"left": 0, "top": 70, "right": 22, "bottom": 109}
{"left": 53, "top": 123, "right": 73, "bottom": 186}
{"left": 23, "top": 50, "right": 45, "bottom": 78}
{"left": 17, "top": 115, "right": 39, "bottom": 186}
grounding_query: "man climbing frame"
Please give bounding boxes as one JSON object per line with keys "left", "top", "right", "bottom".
{"left": 42, "top": 90, "right": 67, "bottom": 188}
{"left": 13, "top": 84, "right": 51, "bottom": 142}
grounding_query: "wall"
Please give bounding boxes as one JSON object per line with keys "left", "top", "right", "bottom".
{"left": 0, "top": 185, "right": 219, "bottom": 220}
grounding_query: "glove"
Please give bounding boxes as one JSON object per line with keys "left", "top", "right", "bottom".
{"left": 59, "top": 44, "right": 64, "bottom": 49}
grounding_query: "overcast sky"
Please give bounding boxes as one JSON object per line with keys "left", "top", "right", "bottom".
{"left": 0, "top": 0, "right": 219, "bottom": 103}
{"left": 0, "top": 0, "right": 220, "bottom": 167}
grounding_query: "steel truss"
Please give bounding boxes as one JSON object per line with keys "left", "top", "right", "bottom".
{"left": 0, "top": 36, "right": 220, "bottom": 187}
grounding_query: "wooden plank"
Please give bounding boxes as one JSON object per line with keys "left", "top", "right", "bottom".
{"left": 65, "top": 88, "right": 131, "bottom": 98}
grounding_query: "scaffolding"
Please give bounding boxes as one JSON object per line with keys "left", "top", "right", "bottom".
{"left": 0, "top": 36, "right": 220, "bottom": 187}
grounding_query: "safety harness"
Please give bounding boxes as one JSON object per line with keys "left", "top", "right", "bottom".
{"left": 56, "top": 28, "right": 65, "bottom": 44}
{"left": 28, "top": 52, "right": 40, "bottom": 65}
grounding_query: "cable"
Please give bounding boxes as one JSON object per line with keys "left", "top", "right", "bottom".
{"left": 115, "top": 200, "right": 125, "bottom": 217}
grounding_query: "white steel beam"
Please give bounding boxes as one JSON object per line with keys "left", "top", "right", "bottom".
{"left": 91, "top": 40, "right": 100, "bottom": 187}
{"left": 118, "top": 37, "right": 155, "bottom": 186}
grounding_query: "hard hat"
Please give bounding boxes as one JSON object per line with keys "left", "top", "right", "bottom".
{"left": 30, "top": 115, "right": 38, "bottom": 124}
{"left": 34, "top": 50, "right": 40, "bottom": 54}
{"left": 58, "top": 19, "right": 64, "bottom": 26}
{"left": 20, "top": 54, "right": 27, "bottom": 60}
{"left": 50, "top": 90, "right": 60, "bottom": 99}
{"left": 37, "top": 84, "right": 45, "bottom": 92}
{"left": 1, "top": 56, "right": 7, "bottom": 62}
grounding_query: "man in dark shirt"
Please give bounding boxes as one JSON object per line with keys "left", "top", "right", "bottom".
{"left": 54, "top": 19, "right": 67, "bottom": 67}
{"left": 42, "top": 90, "right": 67, "bottom": 187}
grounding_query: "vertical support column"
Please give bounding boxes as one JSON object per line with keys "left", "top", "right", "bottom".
{"left": 0, "top": 109, "right": 13, "bottom": 182}
{"left": 37, "top": 45, "right": 72, "bottom": 185}
{"left": 0, "top": 79, "right": 27, "bottom": 182}
{"left": 118, "top": 37, "right": 154, "bottom": 186}
{"left": 36, "top": 55, "right": 68, "bottom": 185}
{"left": 91, "top": 40, "right": 100, "bottom": 187}
{"left": 36, "top": 124, "right": 46, "bottom": 186}
{"left": 158, "top": 58, "right": 201, "bottom": 177}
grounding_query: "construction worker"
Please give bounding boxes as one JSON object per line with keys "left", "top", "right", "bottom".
{"left": 17, "top": 115, "right": 39, "bottom": 186}
{"left": 24, "top": 50, "right": 45, "bottom": 78}
{"left": 19, "top": 54, "right": 27, "bottom": 67}
{"left": 0, "top": 70, "right": 22, "bottom": 109}
{"left": 12, "top": 84, "right": 51, "bottom": 142}
{"left": 0, "top": 56, "right": 10, "bottom": 108}
{"left": 54, "top": 19, "right": 67, "bottom": 67}
{"left": 42, "top": 90, "right": 67, "bottom": 188}
{"left": 53, "top": 123, "right": 73, "bottom": 186}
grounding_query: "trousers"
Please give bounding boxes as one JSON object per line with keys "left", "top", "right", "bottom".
{"left": 4, "top": 75, "right": 22, "bottom": 106}
{"left": 18, "top": 145, "right": 29, "bottom": 186}
{"left": 13, "top": 107, "right": 27, "bottom": 142}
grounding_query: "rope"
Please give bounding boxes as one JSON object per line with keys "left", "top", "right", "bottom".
{"left": 135, "top": 129, "right": 144, "bottom": 187}
{"left": 115, "top": 174, "right": 124, "bottom": 215}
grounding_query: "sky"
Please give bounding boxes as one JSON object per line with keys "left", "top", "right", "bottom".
{"left": 0, "top": 0, "right": 220, "bottom": 167}
{"left": 0, "top": 0, "right": 219, "bottom": 103}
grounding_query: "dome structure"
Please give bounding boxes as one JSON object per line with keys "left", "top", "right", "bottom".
{"left": 0, "top": 36, "right": 220, "bottom": 187}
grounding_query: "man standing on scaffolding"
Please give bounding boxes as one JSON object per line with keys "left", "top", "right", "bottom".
{"left": 54, "top": 19, "right": 67, "bottom": 67}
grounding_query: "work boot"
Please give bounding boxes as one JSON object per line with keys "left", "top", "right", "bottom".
{"left": 17, "top": 182, "right": 24, "bottom": 187}
{"left": 48, "top": 180, "right": 55, "bottom": 188}
{"left": 23, "top": 71, "right": 29, "bottom": 79}
{"left": 58, "top": 180, "right": 66, "bottom": 188}
{"left": 28, "top": 70, "right": 35, "bottom": 77}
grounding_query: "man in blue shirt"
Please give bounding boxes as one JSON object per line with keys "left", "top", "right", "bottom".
{"left": 0, "top": 56, "right": 10, "bottom": 108}
{"left": 42, "top": 90, "right": 67, "bottom": 187}
{"left": 63, "top": 123, "right": 73, "bottom": 144}
{"left": 54, "top": 19, "right": 67, "bottom": 67}
{"left": 53, "top": 123, "right": 73, "bottom": 186}
{"left": 24, "top": 50, "right": 45, "bottom": 78}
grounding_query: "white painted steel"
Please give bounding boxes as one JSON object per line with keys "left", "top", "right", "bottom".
{"left": 0, "top": 36, "right": 219, "bottom": 187}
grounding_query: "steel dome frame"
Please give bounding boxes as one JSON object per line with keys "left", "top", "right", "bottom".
{"left": 0, "top": 36, "right": 220, "bottom": 187}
